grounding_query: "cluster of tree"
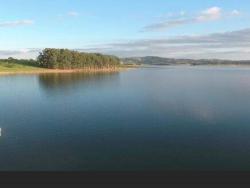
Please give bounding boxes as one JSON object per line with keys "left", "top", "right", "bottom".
{"left": 37, "top": 48, "right": 120, "bottom": 69}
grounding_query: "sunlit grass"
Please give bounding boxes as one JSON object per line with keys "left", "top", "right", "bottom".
{"left": 0, "top": 61, "right": 45, "bottom": 72}
{"left": 0, "top": 61, "right": 133, "bottom": 75}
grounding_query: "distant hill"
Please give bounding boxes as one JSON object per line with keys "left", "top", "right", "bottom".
{"left": 121, "top": 56, "right": 250, "bottom": 66}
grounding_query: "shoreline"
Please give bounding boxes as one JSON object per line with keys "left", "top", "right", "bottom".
{"left": 136, "top": 64, "right": 250, "bottom": 68}
{"left": 0, "top": 67, "right": 130, "bottom": 76}
{"left": 2, "top": 64, "right": 250, "bottom": 75}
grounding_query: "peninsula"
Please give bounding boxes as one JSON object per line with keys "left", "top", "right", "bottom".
{"left": 0, "top": 48, "right": 123, "bottom": 75}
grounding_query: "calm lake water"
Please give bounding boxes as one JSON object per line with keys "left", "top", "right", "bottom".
{"left": 1, "top": 66, "right": 250, "bottom": 171}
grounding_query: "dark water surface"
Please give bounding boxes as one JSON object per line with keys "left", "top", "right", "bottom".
{"left": 1, "top": 66, "right": 250, "bottom": 171}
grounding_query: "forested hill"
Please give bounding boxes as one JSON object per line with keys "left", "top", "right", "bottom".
{"left": 38, "top": 49, "right": 120, "bottom": 69}
{"left": 121, "top": 56, "right": 250, "bottom": 66}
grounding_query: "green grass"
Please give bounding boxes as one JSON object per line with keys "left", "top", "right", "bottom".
{"left": 0, "top": 60, "right": 137, "bottom": 74}
{"left": 0, "top": 61, "right": 45, "bottom": 72}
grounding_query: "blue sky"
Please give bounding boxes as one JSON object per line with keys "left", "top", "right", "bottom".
{"left": 1, "top": 0, "right": 250, "bottom": 59}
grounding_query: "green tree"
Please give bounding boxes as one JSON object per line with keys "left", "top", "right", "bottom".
{"left": 38, "top": 48, "right": 120, "bottom": 69}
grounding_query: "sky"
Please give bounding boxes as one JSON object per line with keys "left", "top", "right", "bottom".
{"left": 0, "top": 0, "right": 250, "bottom": 60}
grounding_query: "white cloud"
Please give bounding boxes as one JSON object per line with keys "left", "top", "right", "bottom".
{"left": 82, "top": 28, "right": 250, "bottom": 60}
{"left": 231, "top": 10, "right": 240, "bottom": 16}
{"left": 142, "top": 6, "right": 225, "bottom": 32}
{"left": 142, "top": 18, "right": 193, "bottom": 32}
{"left": 0, "top": 49, "right": 40, "bottom": 59}
{"left": 67, "top": 11, "right": 79, "bottom": 17}
{"left": 2, "top": 27, "right": 250, "bottom": 60}
{"left": 180, "top": 11, "right": 186, "bottom": 16}
{"left": 196, "top": 7, "right": 222, "bottom": 22}
{"left": 0, "top": 20, "right": 34, "bottom": 28}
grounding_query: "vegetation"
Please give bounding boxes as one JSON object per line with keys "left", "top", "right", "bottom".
{"left": 38, "top": 48, "right": 120, "bottom": 69}
{"left": 0, "top": 49, "right": 123, "bottom": 73}
{"left": 0, "top": 58, "right": 45, "bottom": 72}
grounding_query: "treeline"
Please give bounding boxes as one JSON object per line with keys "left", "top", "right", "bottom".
{"left": 0, "top": 57, "right": 39, "bottom": 67}
{"left": 38, "top": 48, "right": 121, "bottom": 69}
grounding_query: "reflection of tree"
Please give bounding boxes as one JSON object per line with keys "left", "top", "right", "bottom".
{"left": 38, "top": 72, "right": 120, "bottom": 94}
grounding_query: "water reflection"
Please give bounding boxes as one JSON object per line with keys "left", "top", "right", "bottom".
{"left": 3, "top": 67, "right": 250, "bottom": 171}
{"left": 38, "top": 72, "right": 120, "bottom": 94}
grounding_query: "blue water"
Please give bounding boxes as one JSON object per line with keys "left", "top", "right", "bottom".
{"left": 1, "top": 66, "right": 250, "bottom": 171}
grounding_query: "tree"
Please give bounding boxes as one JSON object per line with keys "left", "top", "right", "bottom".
{"left": 38, "top": 48, "right": 120, "bottom": 69}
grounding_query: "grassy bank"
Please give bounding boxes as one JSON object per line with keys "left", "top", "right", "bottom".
{"left": 0, "top": 60, "right": 46, "bottom": 72}
{"left": 0, "top": 61, "right": 135, "bottom": 75}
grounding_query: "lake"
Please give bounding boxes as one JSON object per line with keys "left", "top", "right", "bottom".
{"left": 1, "top": 66, "right": 250, "bottom": 171}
